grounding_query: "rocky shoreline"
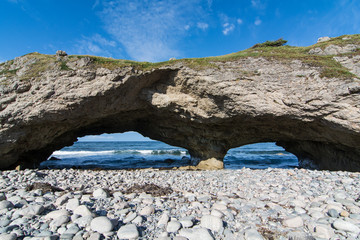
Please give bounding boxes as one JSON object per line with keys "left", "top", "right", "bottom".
{"left": 0, "top": 168, "right": 359, "bottom": 239}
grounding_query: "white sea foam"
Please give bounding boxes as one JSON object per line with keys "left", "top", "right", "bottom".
{"left": 52, "top": 150, "right": 115, "bottom": 157}
{"left": 138, "top": 150, "right": 154, "bottom": 154}
{"left": 51, "top": 149, "right": 187, "bottom": 158}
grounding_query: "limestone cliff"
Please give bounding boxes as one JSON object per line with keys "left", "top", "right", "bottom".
{"left": 0, "top": 34, "right": 360, "bottom": 170}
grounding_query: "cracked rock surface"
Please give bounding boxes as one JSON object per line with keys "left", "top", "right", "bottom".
{"left": 0, "top": 35, "right": 360, "bottom": 170}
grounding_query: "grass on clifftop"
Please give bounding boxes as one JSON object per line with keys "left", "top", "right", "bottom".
{"left": 2, "top": 34, "right": 359, "bottom": 83}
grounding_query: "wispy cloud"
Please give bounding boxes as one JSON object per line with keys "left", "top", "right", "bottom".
{"left": 98, "top": 0, "right": 207, "bottom": 62}
{"left": 220, "top": 14, "right": 240, "bottom": 35}
{"left": 222, "top": 23, "right": 235, "bottom": 35}
{"left": 73, "top": 34, "right": 118, "bottom": 57}
{"left": 92, "top": 0, "right": 100, "bottom": 9}
{"left": 197, "top": 22, "right": 209, "bottom": 30}
{"left": 254, "top": 18, "right": 262, "bottom": 26}
{"left": 251, "top": 0, "right": 266, "bottom": 9}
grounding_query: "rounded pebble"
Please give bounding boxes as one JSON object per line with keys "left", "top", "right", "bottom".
{"left": 90, "top": 216, "right": 113, "bottom": 233}
{"left": 200, "top": 215, "right": 223, "bottom": 232}
{"left": 117, "top": 224, "right": 139, "bottom": 239}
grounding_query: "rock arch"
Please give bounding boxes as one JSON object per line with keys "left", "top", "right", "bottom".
{"left": 1, "top": 41, "right": 360, "bottom": 170}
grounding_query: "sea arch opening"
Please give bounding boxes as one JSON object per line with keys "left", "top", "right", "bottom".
{"left": 40, "top": 131, "right": 191, "bottom": 170}
{"left": 224, "top": 142, "right": 299, "bottom": 169}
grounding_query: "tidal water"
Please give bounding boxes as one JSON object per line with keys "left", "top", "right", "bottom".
{"left": 40, "top": 141, "right": 299, "bottom": 170}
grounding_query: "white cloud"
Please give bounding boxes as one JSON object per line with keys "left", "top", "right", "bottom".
{"left": 197, "top": 22, "right": 209, "bottom": 30}
{"left": 74, "top": 34, "right": 117, "bottom": 57}
{"left": 222, "top": 23, "right": 235, "bottom": 35}
{"left": 254, "top": 18, "right": 262, "bottom": 26}
{"left": 99, "top": 0, "right": 206, "bottom": 62}
{"left": 91, "top": 34, "right": 116, "bottom": 47}
{"left": 92, "top": 0, "right": 100, "bottom": 9}
{"left": 251, "top": 0, "right": 266, "bottom": 9}
{"left": 237, "top": 19, "right": 243, "bottom": 24}
{"left": 219, "top": 14, "right": 237, "bottom": 35}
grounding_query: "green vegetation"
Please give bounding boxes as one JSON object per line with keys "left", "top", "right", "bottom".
{"left": 4, "top": 34, "right": 360, "bottom": 82}
{"left": 59, "top": 61, "right": 72, "bottom": 71}
{"left": 0, "top": 68, "right": 18, "bottom": 76}
{"left": 18, "top": 53, "right": 55, "bottom": 81}
{"left": 251, "top": 38, "right": 287, "bottom": 48}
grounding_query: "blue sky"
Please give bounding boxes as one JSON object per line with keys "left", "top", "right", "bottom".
{"left": 1, "top": 0, "right": 359, "bottom": 141}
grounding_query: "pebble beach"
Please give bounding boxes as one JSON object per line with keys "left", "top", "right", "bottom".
{"left": 0, "top": 168, "right": 359, "bottom": 240}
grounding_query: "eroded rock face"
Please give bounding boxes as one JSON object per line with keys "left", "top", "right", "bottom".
{"left": 0, "top": 39, "right": 360, "bottom": 170}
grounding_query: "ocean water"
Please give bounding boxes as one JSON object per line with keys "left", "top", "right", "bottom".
{"left": 40, "top": 141, "right": 299, "bottom": 170}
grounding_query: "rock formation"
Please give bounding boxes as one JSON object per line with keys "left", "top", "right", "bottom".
{"left": 0, "top": 34, "right": 360, "bottom": 170}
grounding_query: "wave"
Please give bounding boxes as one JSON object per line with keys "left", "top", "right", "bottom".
{"left": 52, "top": 150, "right": 115, "bottom": 156}
{"left": 51, "top": 149, "right": 187, "bottom": 158}
{"left": 114, "top": 149, "right": 187, "bottom": 155}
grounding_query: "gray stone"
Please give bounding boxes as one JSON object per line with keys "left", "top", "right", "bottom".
{"left": 132, "top": 216, "right": 143, "bottom": 225}
{"left": 166, "top": 221, "right": 181, "bottom": 233}
{"left": 123, "top": 212, "right": 137, "bottom": 223}
{"left": 200, "top": 215, "right": 223, "bottom": 232}
{"left": 19, "top": 204, "right": 44, "bottom": 216}
{"left": 0, "top": 219, "right": 11, "bottom": 227}
{"left": 327, "top": 208, "right": 339, "bottom": 218}
{"left": 35, "top": 230, "right": 53, "bottom": 237}
{"left": 179, "top": 228, "right": 214, "bottom": 240}
{"left": 332, "top": 219, "right": 360, "bottom": 233}
{"left": 50, "top": 215, "right": 70, "bottom": 228}
{"left": 56, "top": 50, "right": 67, "bottom": 56}
{"left": 157, "top": 212, "right": 169, "bottom": 227}
{"left": 117, "top": 224, "right": 139, "bottom": 239}
{"left": 282, "top": 216, "right": 303, "bottom": 228}
{"left": 88, "top": 232, "right": 101, "bottom": 240}
{"left": 211, "top": 209, "right": 224, "bottom": 218}
{"left": 90, "top": 216, "right": 113, "bottom": 234}
{"left": 0, "top": 233, "right": 17, "bottom": 240}
{"left": 317, "top": 36, "right": 331, "bottom": 43}
{"left": 63, "top": 225, "right": 80, "bottom": 235}
{"left": 139, "top": 205, "right": 155, "bottom": 216}
{"left": 173, "top": 237, "right": 187, "bottom": 240}
{"left": 0, "top": 193, "right": 6, "bottom": 201}
{"left": 66, "top": 198, "right": 79, "bottom": 211}
{"left": 286, "top": 231, "right": 315, "bottom": 240}
{"left": 73, "top": 235, "right": 84, "bottom": 240}
{"left": 179, "top": 217, "right": 193, "bottom": 228}
{"left": 73, "top": 215, "right": 93, "bottom": 228}
{"left": 73, "top": 205, "right": 92, "bottom": 217}
{"left": 55, "top": 195, "right": 69, "bottom": 207}
{"left": 45, "top": 209, "right": 70, "bottom": 220}
{"left": 244, "top": 228, "right": 265, "bottom": 240}
{"left": 313, "top": 224, "right": 334, "bottom": 239}
{"left": 0, "top": 201, "right": 13, "bottom": 210}
{"left": 93, "top": 188, "right": 109, "bottom": 198}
